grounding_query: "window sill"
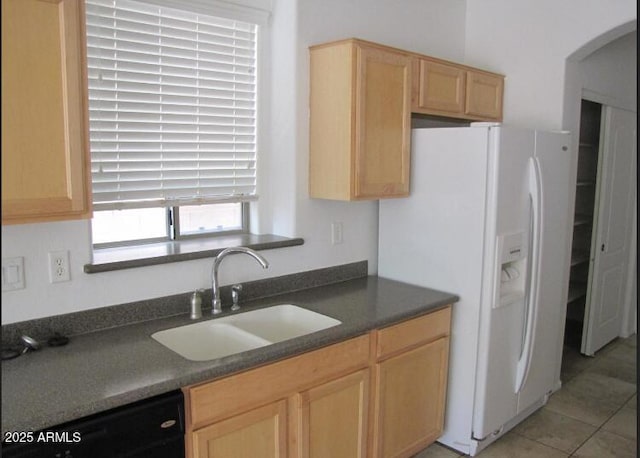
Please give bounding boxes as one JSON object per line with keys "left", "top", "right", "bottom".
{"left": 84, "top": 234, "right": 304, "bottom": 274}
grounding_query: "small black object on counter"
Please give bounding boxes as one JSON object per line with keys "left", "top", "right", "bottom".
{"left": 48, "top": 333, "right": 70, "bottom": 347}
{"left": 1, "top": 347, "right": 22, "bottom": 361}
{"left": 1, "top": 333, "right": 70, "bottom": 360}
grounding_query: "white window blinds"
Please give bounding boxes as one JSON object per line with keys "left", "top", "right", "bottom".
{"left": 86, "top": 0, "right": 258, "bottom": 210}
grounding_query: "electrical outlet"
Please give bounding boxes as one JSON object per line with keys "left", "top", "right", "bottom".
{"left": 331, "top": 222, "right": 343, "bottom": 245}
{"left": 48, "top": 250, "right": 70, "bottom": 283}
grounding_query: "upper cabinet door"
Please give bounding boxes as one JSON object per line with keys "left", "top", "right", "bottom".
{"left": 354, "top": 44, "right": 411, "bottom": 199}
{"left": 413, "top": 59, "right": 466, "bottom": 115}
{"left": 1, "top": 0, "right": 92, "bottom": 225}
{"left": 309, "top": 39, "right": 411, "bottom": 201}
{"left": 465, "top": 70, "right": 504, "bottom": 120}
{"left": 411, "top": 57, "right": 504, "bottom": 121}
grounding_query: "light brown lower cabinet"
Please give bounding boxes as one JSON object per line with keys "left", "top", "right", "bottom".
{"left": 298, "top": 369, "right": 369, "bottom": 458}
{"left": 192, "top": 400, "right": 288, "bottom": 458}
{"left": 373, "top": 339, "right": 449, "bottom": 458}
{"left": 371, "top": 306, "right": 451, "bottom": 458}
{"left": 183, "top": 306, "right": 451, "bottom": 458}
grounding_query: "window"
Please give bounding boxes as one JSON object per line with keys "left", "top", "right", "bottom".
{"left": 86, "top": 0, "right": 259, "bottom": 246}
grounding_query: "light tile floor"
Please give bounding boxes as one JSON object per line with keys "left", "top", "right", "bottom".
{"left": 414, "top": 334, "right": 637, "bottom": 458}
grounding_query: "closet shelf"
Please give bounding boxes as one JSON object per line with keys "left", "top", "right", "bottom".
{"left": 571, "top": 250, "right": 590, "bottom": 267}
{"left": 573, "top": 214, "right": 593, "bottom": 227}
{"left": 567, "top": 283, "right": 588, "bottom": 304}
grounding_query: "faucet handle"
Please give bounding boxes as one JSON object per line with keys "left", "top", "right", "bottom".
{"left": 231, "top": 284, "right": 243, "bottom": 311}
{"left": 190, "top": 289, "right": 204, "bottom": 320}
{"left": 20, "top": 335, "right": 41, "bottom": 354}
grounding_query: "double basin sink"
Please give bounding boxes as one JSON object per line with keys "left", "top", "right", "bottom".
{"left": 152, "top": 304, "right": 341, "bottom": 361}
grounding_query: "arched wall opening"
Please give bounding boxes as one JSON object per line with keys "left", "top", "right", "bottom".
{"left": 561, "top": 20, "right": 637, "bottom": 356}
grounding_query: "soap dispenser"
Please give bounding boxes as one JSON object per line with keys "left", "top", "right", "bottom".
{"left": 190, "top": 289, "right": 204, "bottom": 320}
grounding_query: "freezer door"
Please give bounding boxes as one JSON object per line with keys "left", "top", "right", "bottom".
{"left": 472, "top": 126, "right": 534, "bottom": 440}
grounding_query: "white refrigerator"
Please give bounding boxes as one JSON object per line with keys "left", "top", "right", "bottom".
{"left": 378, "top": 124, "right": 573, "bottom": 455}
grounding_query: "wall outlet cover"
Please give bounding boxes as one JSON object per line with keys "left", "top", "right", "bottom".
{"left": 331, "top": 222, "right": 344, "bottom": 245}
{"left": 2, "top": 257, "right": 25, "bottom": 291}
{"left": 48, "top": 250, "right": 71, "bottom": 283}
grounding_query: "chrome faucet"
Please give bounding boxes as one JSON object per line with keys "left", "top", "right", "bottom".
{"left": 211, "top": 247, "right": 269, "bottom": 314}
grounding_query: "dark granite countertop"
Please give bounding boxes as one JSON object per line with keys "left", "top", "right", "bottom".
{"left": 1, "top": 275, "right": 457, "bottom": 435}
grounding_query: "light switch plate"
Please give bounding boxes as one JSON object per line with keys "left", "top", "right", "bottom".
{"left": 331, "top": 222, "right": 343, "bottom": 245}
{"left": 2, "top": 257, "right": 25, "bottom": 291}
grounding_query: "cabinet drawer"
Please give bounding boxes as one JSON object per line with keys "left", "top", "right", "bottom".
{"left": 375, "top": 306, "right": 451, "bottom": 360}
{"left": 185, "top": 335, "right": 369, "bottom": 429}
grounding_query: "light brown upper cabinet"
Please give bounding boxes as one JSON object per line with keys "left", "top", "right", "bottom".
{"left": 2, "top": 0, "right": 92, "bottom": 225}
{"left": 412, "top": 57, "right": 504, "bottom": 121}
{"left": 412, "top": 59, "right": 466, "bottom": 116}
{"left": 309, "top": 39, "right": 411, "bottom": 201}
{"left": 465, "top": 70, "right": 504, "bottom": 120}
{"left": 309, "top": 39, "right": 504, "bottom": 201}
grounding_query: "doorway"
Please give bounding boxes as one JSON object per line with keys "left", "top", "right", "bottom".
{"left": 564, "top": 99, "right": 601, "bottom": 352}
{"left": 564, "top": 100, "right": 637, "bottom": 357}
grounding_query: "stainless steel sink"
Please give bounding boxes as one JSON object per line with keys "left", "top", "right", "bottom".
{"left": 152, "top": 304, "right": 341, "bottom": 361}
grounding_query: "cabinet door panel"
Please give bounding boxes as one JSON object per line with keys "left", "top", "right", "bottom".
{"left": 355, "top": 45, "right": 411, "bottom": 198}
{"left": 415, "top": 60, "right": 466, "bottom": 115}
{"left": 192, "top": 400, "right": 287, "bottom": 458}
{"left": 465, "top": 71, "right": 504, "bottom": 120}
{"left": 374, "top": 337, "right": 449, "bottom": 458}
{"left": 1, "top": 0, "right": 91, "bottom": 224}
{"left": 298, "top": 369, "right": 369, "bottom": 458}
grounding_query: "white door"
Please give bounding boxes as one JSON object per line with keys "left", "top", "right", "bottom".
{"left": 583, "top": 107, "right": 637, "bottom": 355}
{"left": 517, "top": 131, "right": 572, "bottom": 411}
{"left": 472, "top": 126, "right": 534, "bottom": 440}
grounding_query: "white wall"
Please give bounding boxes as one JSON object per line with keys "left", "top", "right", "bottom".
{"left": 580, "top": 31, "right": 637, "bottom": 111}
{"left": 273, "top": 0, "right": 468, "bottom": 278}
{"left": 464, "top": 1, "right": 637, "bottom": 356}
{"left": 464, "top": 0, "right": 636, "bottom": 131}
{"left": 1, "top": 0, "right": 467, "bottom": 324}
{"left": 578, "top": 32, "right": 637, "bottom": 338}
{"left": 3, "top": 0, "right": 635, "bottom": 325}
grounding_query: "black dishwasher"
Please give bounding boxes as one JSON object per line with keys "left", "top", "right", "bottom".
{"left": 1, "top": 390, "right": 184, "bottom": 458}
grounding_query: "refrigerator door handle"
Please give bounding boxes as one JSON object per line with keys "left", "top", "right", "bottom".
{"left": 515, "top": 157, "right": 543, "bottom": 394}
